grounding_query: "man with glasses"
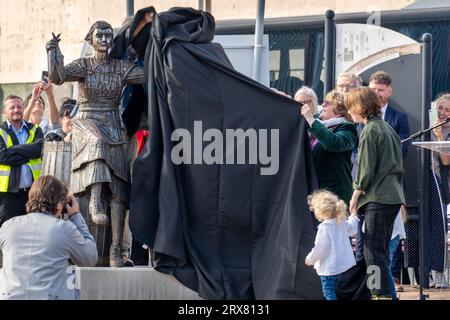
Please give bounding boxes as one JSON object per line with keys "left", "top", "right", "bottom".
{"left": 336, "top": 73, "right": 363, "bottom": 94}
{"left": 335, "top": 73, "right": 363, "bottom": 180}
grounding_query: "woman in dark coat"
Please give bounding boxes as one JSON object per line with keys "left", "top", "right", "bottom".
{"left": 300, "top": 90, "right": 357, "bottom": 204}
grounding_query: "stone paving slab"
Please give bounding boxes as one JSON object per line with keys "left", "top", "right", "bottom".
{"left": 397, "top": 286, "right": 450, "bottom": 300}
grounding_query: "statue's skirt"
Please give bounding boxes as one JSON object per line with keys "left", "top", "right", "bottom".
{"left": 70, "top": 108, "right": 130, "bottom": 204}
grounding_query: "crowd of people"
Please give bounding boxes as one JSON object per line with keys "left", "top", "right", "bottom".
{"left": 298, "top": 70, "right": 450, "bottom": 300}
{"left": 0, "top": 13, "right": 155, "bottom": 297}
{"left": 1, "top": 66, "right": 449, "bottom": 300}
{"left": 0, "top": 43, "right": 448, "bottom": 299}
{"left": 0, "top": 76, "right": 144, "bottom": 297}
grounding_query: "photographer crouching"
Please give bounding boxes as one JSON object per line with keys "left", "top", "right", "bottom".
{"left": 0, "top": 175, "right": 97, "bottom": 299}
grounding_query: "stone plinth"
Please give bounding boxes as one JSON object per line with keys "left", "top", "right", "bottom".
{"left": 76, "top": 267, "right": 202, "bottom": 300}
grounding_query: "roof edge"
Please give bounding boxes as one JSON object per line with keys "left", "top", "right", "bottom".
{"left": 215, "top": 7, "right": 450, "bottom": 33}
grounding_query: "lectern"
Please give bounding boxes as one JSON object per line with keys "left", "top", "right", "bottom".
{"left": 411, "top": 140, "right": 449, "bottom": 299}
{"left": 413, "top": 141, "right": 450, "bottom": 154}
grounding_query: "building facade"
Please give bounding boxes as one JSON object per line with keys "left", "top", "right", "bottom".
{"left": 0, "top": 0, "right": 415, "bottom": 107}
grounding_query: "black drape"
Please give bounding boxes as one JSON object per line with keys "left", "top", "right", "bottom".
{"left": 129, "top": 7, "right": 323, "bottom": 300}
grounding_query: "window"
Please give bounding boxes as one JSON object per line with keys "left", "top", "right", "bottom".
{"left": 269, "top": 50, "right": 280, "bottom": 82}
{"left": 289, "top": 49, "right": 305, "bottom": 80}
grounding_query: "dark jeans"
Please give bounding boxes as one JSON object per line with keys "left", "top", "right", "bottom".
{"left": 355, "top": 214, "right": 365, "bottom": 262}
{"left": 391, "top": 242, "right": 402, "bottom": 280}
{"left": 320, "top": 274, "right": 342, "bottom": 300}
{"left": 388, "top": 235, "right": 400, "bottom": 299}
{"left": 356, "top": 203, "right": 400, "bottom": 296}
{"left": 0, "top": 190, "right": 28, "bottom": 227}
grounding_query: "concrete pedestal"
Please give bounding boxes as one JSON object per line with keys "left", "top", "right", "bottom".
{"left": 76, "top": 267, "right": 202, "bottom": 300}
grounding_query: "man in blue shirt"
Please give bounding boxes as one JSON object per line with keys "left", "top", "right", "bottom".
{"left": 0, "top": 95, "right": 43, "bottom": 226}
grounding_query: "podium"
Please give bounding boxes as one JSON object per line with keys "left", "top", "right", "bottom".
{"left": 409, "top": 140, "right": 449, "bottom": 294}
{"left": 412, "top": 141, "right": 450, "bottom": 154}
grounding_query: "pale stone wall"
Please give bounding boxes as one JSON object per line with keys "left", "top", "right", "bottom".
{"left": 210, "top": 0, "right": 416, "bottom": 20}
{"left": 0, "top": 0, "right": 126, "bottom": 84}
{"left": 0, "top": 0, "right": 415, "bottom": 86}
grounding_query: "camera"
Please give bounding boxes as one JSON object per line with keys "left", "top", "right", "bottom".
{"left": 429, "top": 108, "right": 438, "bottom": 125}
{"left": 41, "top": 70, "right": 49, "bottom": 84}
{"left": 61, "top": 197, "right": 72, "bottom": 216}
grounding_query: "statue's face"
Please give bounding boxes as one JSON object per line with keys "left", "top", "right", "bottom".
{"left": 91, "top": 28, "right": 113, "bottom": 52}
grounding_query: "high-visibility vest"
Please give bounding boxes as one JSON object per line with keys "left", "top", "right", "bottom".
{"left": 0, "top": 125, "right": 42, "bottom": 192}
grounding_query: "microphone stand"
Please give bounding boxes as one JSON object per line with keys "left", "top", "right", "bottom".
{"left": 402, "top": 118, "right": 450, "bottom": 144}
{"left": 402, "top": 117, "right": 449, "bottom": 300}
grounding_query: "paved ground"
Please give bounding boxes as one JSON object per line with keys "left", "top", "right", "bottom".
{"left": 398, "top": 285, "right": 450, "bottom": 300}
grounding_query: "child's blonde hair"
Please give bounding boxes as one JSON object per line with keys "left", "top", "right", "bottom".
{"left": 307, "top": 190, "right": 347, "bottom": 222}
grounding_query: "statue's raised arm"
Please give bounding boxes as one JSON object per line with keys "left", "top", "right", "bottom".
{"left": 46, "top": 33, "right": 63, "bottom": 84}
{"left": 46, "top": 33, "right": 85, "bottom": 85}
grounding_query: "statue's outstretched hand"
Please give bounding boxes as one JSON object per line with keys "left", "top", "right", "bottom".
{"left": 46, "top": 33, "right": 61, "bottom": 51}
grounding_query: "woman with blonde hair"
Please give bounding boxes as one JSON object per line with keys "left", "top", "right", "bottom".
{"left": 300, "top": 90, "right": 357, "bottom": 204}
{"left": 305, "top": 190, "right": 359, "bottom": 300}
{"left": 294, "top": 86, "right": 319, "bottom": 114}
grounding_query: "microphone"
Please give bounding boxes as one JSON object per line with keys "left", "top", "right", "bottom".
{"left": 402, "top": 117, "right": 450, "bottom": 143}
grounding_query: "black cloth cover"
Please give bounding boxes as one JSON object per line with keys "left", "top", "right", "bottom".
{"left": 110, "top": 8, "right": 153, "bottom": 135}
{"left": 129, "top": 6, "right": 157, "bottom": 60}
{"left": 110, "top": 6, "right": 156, "bottom": 60}
{"left": 336, "top": 259, "right": 371, "bottom": 300}
{"left": 129, "top": 7, "right": 323, "bottom": 300}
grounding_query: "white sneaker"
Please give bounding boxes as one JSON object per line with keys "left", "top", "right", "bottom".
{"left": 435, "top": 272, "right": 448, "bottom": 288}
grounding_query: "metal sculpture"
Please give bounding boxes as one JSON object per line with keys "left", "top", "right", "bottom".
{"left": 47, "top": 21, "right": 145, "bottom": 267}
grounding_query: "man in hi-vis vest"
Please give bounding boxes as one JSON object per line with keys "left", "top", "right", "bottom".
{"left": 0, "top": 95, "right": 43, "bottom": 227}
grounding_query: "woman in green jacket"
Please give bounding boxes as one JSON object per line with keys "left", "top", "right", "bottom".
{"left": 346, "top": 87, "right": 404, "bottom": 299}
{"left": 301, "top": 90, "right": 357, "bottom": 204}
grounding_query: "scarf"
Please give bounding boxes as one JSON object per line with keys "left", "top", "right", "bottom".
{"left": 309, "top": 117, "right": 347, "bottom": 150}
